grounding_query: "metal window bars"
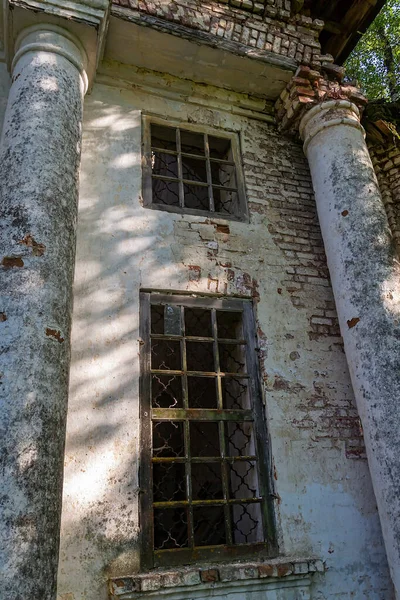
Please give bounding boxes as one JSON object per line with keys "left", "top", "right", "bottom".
{"left": 142, "top": 118, "right": 248, "bottom": 222}
{"left": 140, "top": 293, "right": 276, "bottom": 568}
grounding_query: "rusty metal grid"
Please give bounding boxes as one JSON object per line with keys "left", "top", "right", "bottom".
{"left": 140, "top": 293, "right": 277, "bottom": 568}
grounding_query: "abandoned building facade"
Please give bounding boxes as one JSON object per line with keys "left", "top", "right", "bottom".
{"left": 1, "top": 0, "right": 400, "bottom": 599}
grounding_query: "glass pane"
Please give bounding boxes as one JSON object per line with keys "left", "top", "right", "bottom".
{"left": 193, "top": 506, "right": 226, "bottom": 546}
{"left": 222, "top": 377, "right": 250, "bottom": 410}
{"left": 211, "top": 161, "right": 236, "bottom": 188}
{"left": 151, "top": 124, "right": 177, "bottom": 151}
{"left": 191, "top": 462, "right": 223, "bottom": 500}
{"left": 151, "top": 339, "right": 181, "bottom": 370}
{"left": 152, "top": 178, "right": 180, "bottom": 207}
{"left": 231, "top": 503, "right": 263, "bottom": 544}
{"left": 151, "top": 305, "right": 181, "bottom": 336}
{"left": 151, "top": 305, "right": 164, "bottom": 334}
{"left": 190, "top": 421, "right": 220, "bottom": 457}
{"left": 208, "top": 136, "right": 231, "bottom": 160}
{"left": 213, "top": 188, "right": 238, "bottom": 215}
{"left": 185, "top": 308, "right": 212, "bottom": 337}
{"left": 152, "top": 374, "right": 183, "bottom": 409}
{"left": 152, "top": 421, "right": 184, "bottom": 457}
{"left": 154, "top": 508, "right": 188, "bottom": 549}
{"left": 225, "top": 421, "right": 255, "bottom": 457}
{"left": 217, "top": 311, "right": 243, "bottom": 339}
{"left": 164, "top": 305, "right": 181, "bottom": 336}
{"left": 229, "top": 461, "right": 258, "bottom": 499}
{"left": 182, "top": 156, "right": 207, "bottom": 183}
{"left": 153, "top": 462, "right": 186, "bottom": 502}
{"left": 186, "top": 341, "right": 214, "bottom": 372}
{"left": 152, "top": 150, "right": 179, "bottom": 178}
{"left": 180, "top": 130, "right": 205, "bottom": 155}
{"left": 188, "top": 376, "right": 218, "bottom": 409}
{"left": 183, "top": 183, "right": 209, "bottom": 211}
{"left": 219, "top": 343, "right": 246, "bottom": 374}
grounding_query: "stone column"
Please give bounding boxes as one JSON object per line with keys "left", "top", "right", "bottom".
{"left": 300, "top": 100, "right": 400, "bottom": 597}
{"left": 0, "top": 25, "right": 87, "bottom": 600}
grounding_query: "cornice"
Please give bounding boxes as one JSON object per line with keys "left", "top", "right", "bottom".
{"left": 9, "top": 0, "right": 109, "bottom": 27}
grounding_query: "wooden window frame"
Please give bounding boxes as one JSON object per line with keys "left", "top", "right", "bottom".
{"left": 139, "top": 291, "right": 277, "bottom": 570}
{"left": 142, "top": 116, "right": 249, "bottom": 222}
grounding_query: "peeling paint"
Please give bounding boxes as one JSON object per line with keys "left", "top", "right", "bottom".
{"left": 347, "top": 317, "right": 360, "bottom": 329}
{"left": 1, "top": 256, "right": 24, "bottom": 268}
{"left": 18, "top": 233, "right": 46, "bottom": 256}
{"left": 45, "top": 328, "right": 65, "bottom": 343}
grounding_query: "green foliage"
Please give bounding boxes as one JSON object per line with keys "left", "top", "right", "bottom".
{"left": 345, "top": 0, "right": 400, "bottom": 100}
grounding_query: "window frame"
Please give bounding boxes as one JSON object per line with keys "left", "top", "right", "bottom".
{"left": 139, "top": 291, "right": 277, "bottom": 570}
{"left": 142, "top": 116, "right": 249, "bottom": 222}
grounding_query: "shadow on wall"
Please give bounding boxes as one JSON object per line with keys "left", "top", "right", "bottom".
{"left": 59, "top": 94, "right": 246, "bottom": 599}
{"left": 57, "top": 92, "right": 399, "bottom": 600}
{"left": 58, "top": 98, "right": 174, "bottom": 599}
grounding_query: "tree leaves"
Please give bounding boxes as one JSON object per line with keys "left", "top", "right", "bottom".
{"left": 345, "top": 0, "right": 400, "bottom": 100}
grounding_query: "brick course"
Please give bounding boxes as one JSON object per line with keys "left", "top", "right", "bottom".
{"left": 109, "top": 557, "right": 325, "bottom": 596}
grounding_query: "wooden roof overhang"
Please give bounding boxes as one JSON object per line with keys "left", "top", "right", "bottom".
{"left": 304, "top": 0, "right": 387, "bottom": 64}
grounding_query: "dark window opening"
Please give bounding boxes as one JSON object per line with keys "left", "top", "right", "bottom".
{"left": 140, "top": 293, "right": 276, "bottom": 568}
{"left": 143, "top": 119, "right": 247, "bottom": 221}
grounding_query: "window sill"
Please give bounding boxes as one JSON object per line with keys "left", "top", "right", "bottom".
{"left": 109, "top": 557, "right": 325, "bottom": 598}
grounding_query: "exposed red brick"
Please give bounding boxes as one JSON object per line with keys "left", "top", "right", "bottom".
{"left": 258, "top": 564, "right": 275, "bottom": 578}
{"left": 200, "top": 569, "right": 219, "bottom": 583}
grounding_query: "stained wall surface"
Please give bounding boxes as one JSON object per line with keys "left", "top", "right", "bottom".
{"left": 57, "top": 75, "right": 393, "bottom": 600}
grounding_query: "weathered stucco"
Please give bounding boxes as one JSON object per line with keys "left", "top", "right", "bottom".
{"left": 0, "top": 26, "right": 86, "bottom": 600}
{"left": 0, "top": 63, "right": 10, "bottom": 133}
{"left": 300, "top": 100, "right": 400, "bottom": 598}
{"left": 57, "top": 75, "right": 392, "bottom": 600}
{"left": 0, "top": 1, "right": 396, "bottom": 599}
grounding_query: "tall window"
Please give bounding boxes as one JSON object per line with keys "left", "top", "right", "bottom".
{"left": 140, "top": 292, "right": 276, "bottom": 569}
{"left": 142, "top": 117, "right": 248, "bottom": 221}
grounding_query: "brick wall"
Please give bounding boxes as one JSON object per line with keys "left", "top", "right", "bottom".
{"left": 241, "top": 119, "right": 366, "bottom": 459}
{"left": 112, "top": 0, "right": 331, "bottom": 67}
{"left": 369, "top": 142, "right": 400, "bottom": 252}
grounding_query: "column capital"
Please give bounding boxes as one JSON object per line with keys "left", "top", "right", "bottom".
{"left": 12, "top": 25, "right": 89, "bottom": 94}
{"left": 3, "top": 0, "right": 111, "bottom": 89}
{"left": 299, "top": 100, "right": 365, "bottom": 153}
{"left": 275, "top": 64, "right": 368, "bottom": 139}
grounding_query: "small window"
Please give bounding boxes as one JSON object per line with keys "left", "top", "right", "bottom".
{"left": 142, "top": 118, "right": 248, "bottom": 221}
{"left": 139, "top": 293, "right": 276, "bottom": 569}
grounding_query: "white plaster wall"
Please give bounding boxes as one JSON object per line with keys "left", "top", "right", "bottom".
{"left": 57, "top": 79, "right": 393, "bottom": 600}
{"left": 0, "top": 62, "right": 10, "bottom": 136}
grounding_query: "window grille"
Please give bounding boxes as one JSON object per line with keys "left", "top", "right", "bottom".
{"left": 142, "top": 117, "right": 248, "bottom": 221}
{"left": 140, "top": 292, "right": 276, "bottom": 568}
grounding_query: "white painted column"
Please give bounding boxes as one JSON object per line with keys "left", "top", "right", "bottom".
{"left": 0, "top": 26, "right": 87, "bottom": 600}
{"left": 300, "top": 100, "right": 400, "bottom": 598}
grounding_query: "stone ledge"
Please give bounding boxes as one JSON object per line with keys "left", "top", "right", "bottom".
{"left": 109, "top": 557, "right": 325, "bottom": 598}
